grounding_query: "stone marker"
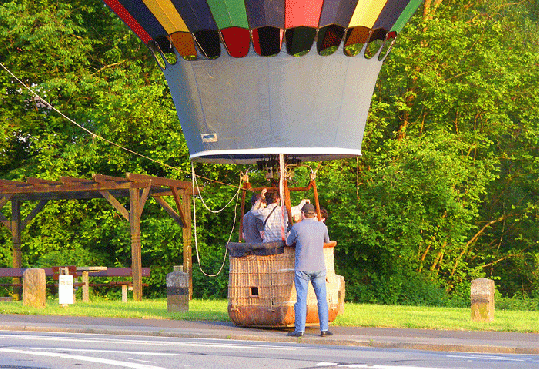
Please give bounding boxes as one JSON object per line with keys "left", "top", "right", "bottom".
{"left": 22, "top": 268, "right": 46, "bottom": 308}
{"left": 471, "top": 278, "right": 495, "bottom": 322}
{"left": 167, "top": 266, "right": 189, "bottom": 312}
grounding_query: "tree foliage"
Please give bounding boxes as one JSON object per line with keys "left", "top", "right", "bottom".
{"left": 1, "top": 0, "right": 538, "bottom": 302}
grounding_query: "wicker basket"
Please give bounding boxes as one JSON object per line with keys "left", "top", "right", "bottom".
{"left": 227, "top": 242, "right": 345, "bottom": 327}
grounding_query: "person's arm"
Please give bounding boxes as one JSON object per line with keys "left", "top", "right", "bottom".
{"left": 251, "top": 202, "right": 270, "bottom": 220}
{"left": 286, "top": 227, "right": 297, "bottom": 247}
{"left": 324, "top": 225, "right": 330, "bottom": 243}
{"left": 290, "top": 199, "right": 309, "bottom": 218}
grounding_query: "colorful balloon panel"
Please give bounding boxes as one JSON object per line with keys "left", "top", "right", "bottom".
{"left": 373, "top": 0, "right": 413, "bottom": 31}
{"left": 169, "top": 32, "right": 197, "bottom": 59}
{"left": 169, "top": 0, "right": 218, "bottom": 32}
{"left": 319, "top": 0, "right": 358, "bottom": 27}
{"left": 206, "top": 0, "right": 249, "bottom": 29}
{"left": 102, "top": 0, "right": 153, "bottom": 44}
{"left": 349, "top": 0, "right": 389, "bottom": 28}
{"left": 103, "top": 0, "right": 422, "bottom": 58}
{"left": 142, "top": 0, "right": 189, "bottom": 33}
{"left": 245, "top": 0, "right": 285, "bottom": 29}
{"left": 284, "top": 0, "right": 324, "bottom": 29}
{"left": 391, "top": 0, "right": 423, "bottom": 33}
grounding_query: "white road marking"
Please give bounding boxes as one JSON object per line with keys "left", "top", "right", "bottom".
{"left": 35, "top": 347, "right": 180, "bottom": 356}
{"left": 0, "top": 332, "right": 296, "bottom": 350}
{"left": 446, "top": 354, "right": 526, "bottom": 362}
{"left": 0, "top": 347, "right": 166, "bottom": 369}
{"left": 335, "top": 366, "right": 440, "bottom": 369}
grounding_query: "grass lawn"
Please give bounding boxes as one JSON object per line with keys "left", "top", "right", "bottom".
{"left": 2, "top": 298, "right": 539, "bottom": 333}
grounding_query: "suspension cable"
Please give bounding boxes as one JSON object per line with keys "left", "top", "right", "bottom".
{"left": 191, "top": 162, "right": 245, "bottom": 214}
{"left": 191, "top": 163, "right": 243, "bottom": 277}
{"left": 0, "top": 61, "right": 244, "bottom": 190}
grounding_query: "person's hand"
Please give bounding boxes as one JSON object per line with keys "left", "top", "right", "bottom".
{"left": 304, "top": 199, "right": 311, "bottom": 203}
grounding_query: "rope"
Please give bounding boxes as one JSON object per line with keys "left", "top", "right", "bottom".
{"left": 0, "top": 61, "right": 182, "bottom": 173}
{"left": 192, "top": 162, "right": 245, "bottom": 214}
{"left": 2, "top": 61, "right": 257, "bottom": 277}
{"left": 191, "top": 163, "right": 243, "bottom": 277}
{"left": 0, "top": 61, "right": 242, "bottom": 190}
{"left": 279, "top": 154, "right": 286, "bottom": 241}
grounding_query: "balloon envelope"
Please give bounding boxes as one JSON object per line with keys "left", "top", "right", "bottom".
{"left": 102, "top": 0, "right": 423, "bottom": 163}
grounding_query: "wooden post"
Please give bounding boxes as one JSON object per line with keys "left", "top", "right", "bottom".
{"left": 82, "top": 271, "right": 89, "bottom": 302}
{"left": 129, "top": 188, "right": 143, "bottom": 301}
{"left": 11, "top": 200, "right": 22, "bottom": 301}
{"left": 239, "top": 184, "right": 248, "bottom": 242}
{"left": 181, "top": 192, "right": 193, "bottom": 299}
{"left": 283, "top": 179, "right": 293, "bottom": 225}
{"left": 312, "top": 180, "right": 322, "bottom": 221}
{"left": 122, "top": 285, "right": 128, "bottom": 302}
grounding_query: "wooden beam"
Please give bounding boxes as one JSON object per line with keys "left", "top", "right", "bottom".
{"left": 170, "top": 187, "right": 187, "bottom": 227}
{"left": 0, "top": 179, "right": 30, "bottom": 188}
{"left": 0, "top": 180, "right": 32, "bottom": 193}
{"left": 0, "top": 195, "right": 11, "bottom": 230}
{"left": 284, "top": 179, "right": 293, "bottom": 225}
{"left": 0, "top": 195, "right": 11, "bottom": 209}
{"left": 99, "top": 191, "right": 129, "bottom": 221}
{"left": 138, "top": 186, "right": 151, "bottom": 217}
{"left": 21, "top": 200, "right": 48, "bottom": 229}
{"left": 153, "top": 196, "right": 184, "bottom": 227}
{"left": 60, "top": 177, "right": 98, "bottom": 186}
{"left": 25, "top": 177, "right": 62, "bottom": 186}
{"left": 127, "top": 173, "right": 193, "bottom": 191}
{"left": 93, "top": 174, "right": 130, "bottom": 184}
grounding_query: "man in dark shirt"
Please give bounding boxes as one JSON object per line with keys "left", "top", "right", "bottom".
{"left": 286, "top": 203, "right": 333, "bottom": 337}
{"left": 242, "top": 193, "right": 265, "bottom": 243}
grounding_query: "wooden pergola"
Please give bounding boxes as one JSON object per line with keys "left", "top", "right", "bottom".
{"left": 0, "top": 173, "right": 195, "bottom": 301}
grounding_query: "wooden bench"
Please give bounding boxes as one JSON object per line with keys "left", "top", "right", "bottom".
{"left": 0, "top": 267, "right": 151, "bottom": 302}
{"left": 80, "top": 267, "right": 151, "bottom": 302}
{"left": 0, "top": 267, "right": 55, "bottom": 290}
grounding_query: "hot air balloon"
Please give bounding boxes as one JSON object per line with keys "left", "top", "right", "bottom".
{"left": 102, "top": 0, "right": 422, "bottom": 164}
{"left": 102, "top": 0, "right": 423, "bottom": 327}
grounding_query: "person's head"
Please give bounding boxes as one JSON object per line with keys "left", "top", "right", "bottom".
{"left": 320, "top": 208, "right": 328, "bottom": 222}
{"left": 250, "top": 193, "right": 260, "bottom": 206}
{"left": 301, "top": 203, "right": 316, "bottom": 219}
{"left": 265, "top": 191, "right": 280, "bottom": 205}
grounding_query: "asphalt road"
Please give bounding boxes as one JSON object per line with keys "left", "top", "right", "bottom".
{"left": 1, "top": 330, "right": 539, "bottom": 369}
{"left": 0, "top": 314, "right": 539, "bottom": 355}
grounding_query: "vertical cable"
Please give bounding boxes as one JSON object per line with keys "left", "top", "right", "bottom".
{"left": 279, "top": 153, "right": 286, "bottom": 241}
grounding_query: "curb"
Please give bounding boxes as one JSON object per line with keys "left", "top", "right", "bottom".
{"left": 1, "top": 317, "right": 539, "bottom": 355}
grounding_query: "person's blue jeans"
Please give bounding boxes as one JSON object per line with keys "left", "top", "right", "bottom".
{"left": 293, "top": 270, "right": 329, "bottom": 333}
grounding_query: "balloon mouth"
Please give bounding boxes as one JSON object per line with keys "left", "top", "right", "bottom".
{"left": 190, "top": 148, "right": 362, "bottom": 165}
